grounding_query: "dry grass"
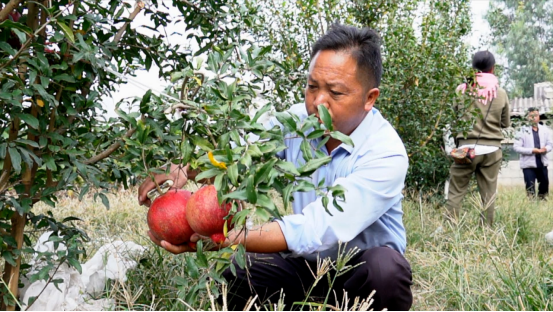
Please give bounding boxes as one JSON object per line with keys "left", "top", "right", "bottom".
{"left": 30, "top": 185, "right": 553, "bottom": 310}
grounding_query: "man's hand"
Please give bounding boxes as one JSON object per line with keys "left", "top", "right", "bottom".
{"left": 138, "top": 164, "right": 189, "bottom": 207}
{"left": 148, "top": 231, "right": 205, "bottom": 254}
{"left": 534, "top": 148, "right": 548, "bottom": 154}
{"left": 540, "top": 147, "right": 548, "bottom": 154}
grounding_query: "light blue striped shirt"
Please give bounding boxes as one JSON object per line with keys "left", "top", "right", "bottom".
{"left": 267, "top": 104, "right": 408, "bottom": 261}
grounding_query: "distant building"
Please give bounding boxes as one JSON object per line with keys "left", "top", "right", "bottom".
{"left": 499, "top": 82, "right": 553, "bottom": 186}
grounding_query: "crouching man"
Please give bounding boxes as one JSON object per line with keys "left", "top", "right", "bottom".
{"left": 138, "top": 24, "right": 413, "bottom": 310}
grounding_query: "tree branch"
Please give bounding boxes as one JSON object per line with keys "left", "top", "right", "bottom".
{"left": 0, "top": 0, "right": 22, "bottom": 21}
{"left": 113, "top": 1, "right": 145, "bottom": 45}
{"left": 0, "top": 118, "right": 20, "bottom": 194}
{"left": 0, "top": 9, "right": 63, "bottom": 72}
{"left": 83, "top": 126, "right": 137, "bottom": 165}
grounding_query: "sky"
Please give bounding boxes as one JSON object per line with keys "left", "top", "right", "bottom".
{"left": 102, "top": 0, "right": 494, "bottom": 116}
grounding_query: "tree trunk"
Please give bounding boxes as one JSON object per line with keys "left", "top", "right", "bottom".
{"left": 1, "top": 213, "right": 26, "bottom": 311}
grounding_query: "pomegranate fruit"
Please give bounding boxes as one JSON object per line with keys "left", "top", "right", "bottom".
{"left": 186, "top": 185, "right": 233, "bottom": 239}
{"left": 147, "top": 189, "right": 195, "bottom": 245}
{"left": 210, "top": 233, "right": 226, "bottom": 244}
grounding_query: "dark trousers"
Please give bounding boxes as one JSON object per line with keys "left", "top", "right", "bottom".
{"left": 523, "top": 167, "right": 549, "bottom": 198}
{"left": 222, "top": 247, "right": 413, "bottom": 311}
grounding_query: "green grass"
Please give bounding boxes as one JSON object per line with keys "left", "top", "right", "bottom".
{"left": 31, "top": 186, "right": 553, "bottom": 310}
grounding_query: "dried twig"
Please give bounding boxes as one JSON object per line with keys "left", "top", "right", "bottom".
{"left": 113, "top": 1, "right": 145, "bottom": 44}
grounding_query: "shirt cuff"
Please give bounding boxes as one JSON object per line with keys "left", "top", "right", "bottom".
{"left": 275, "top": 215, "right": 321, "bottom": 257}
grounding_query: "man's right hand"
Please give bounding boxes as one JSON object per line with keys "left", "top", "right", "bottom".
{"left": 138, "top": 163, "right": 189, "bottom": 207}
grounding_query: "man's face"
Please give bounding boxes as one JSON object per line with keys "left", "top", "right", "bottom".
{"left": 304, "top": 50, "right": 379, "bottom": 136}
{"left": 528, "top": 111, "right": 540, "bottom": 125}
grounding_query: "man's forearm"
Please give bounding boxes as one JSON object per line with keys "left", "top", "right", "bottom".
{"left": 225, "top": 222, "right": 288, "bottom": 253}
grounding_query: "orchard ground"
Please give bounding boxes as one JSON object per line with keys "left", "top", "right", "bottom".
{"left": 31, "top": 185, "right": 553, "bottom": 310}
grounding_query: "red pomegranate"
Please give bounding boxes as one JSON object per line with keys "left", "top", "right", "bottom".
{"left": 147, "top": 189, "right": 195, "bottom": 245}
{"left": 186, "top": 185, "right": 233, "bottom": 241}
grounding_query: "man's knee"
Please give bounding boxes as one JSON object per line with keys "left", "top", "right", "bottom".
{"left": 345, "top": 247, "right": 413, "bottom": 311}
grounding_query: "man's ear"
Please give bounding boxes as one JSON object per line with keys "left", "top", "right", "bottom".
{"left": 364, "top": 88, "right": 380, "bottom": 112}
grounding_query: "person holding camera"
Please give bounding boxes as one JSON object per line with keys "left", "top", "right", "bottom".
{"left": 446, "top": 51, "right": 511, "bottom": 226}
{"left": 513, "top": 107, "right": 552, "bottom": 200}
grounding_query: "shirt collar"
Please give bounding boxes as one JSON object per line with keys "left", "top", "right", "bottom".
{"left": 332, "top": 108, "right": 376, "bottom": 155}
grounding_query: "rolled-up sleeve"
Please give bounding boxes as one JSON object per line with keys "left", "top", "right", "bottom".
{"left": 276, "top": 152, "right": 407, "bottom": 256}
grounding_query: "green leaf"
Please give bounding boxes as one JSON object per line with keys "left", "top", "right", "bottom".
{"left": 140, "top": 89, "right": 152, "bottom": 114}
{"left": 317, "top": 105, "right": 333, "bottom": 131}
{"left": 57, "top": 21, "right": 75, "bottom": 43}
{"left": 17, "top": 113, "right": 39, "bottom": 129}
{"left": 53, "top": 74, "right": 76, "bottom": 83}
{"left": 227, "top": 163, "right": 239, "bottom": 186}
{"left": 293, "top": 180, "right": 316, "bottom": 193}
{"left": 12, "top": 28, "right": 26, "bottom": 45}
{"left": 195, "top": 168, "right": 222, "bottom": 182}
{"left": 235, "top": 245, "right": 246, "bottom": 269}
{"left": 256, "top": 194, "right": 277, "bottom": 211}
{"left": 317, "top": 136, "right": 330, "bottom": 150}
{"left": 240, "top": 153, "right": 252, "bottom": 168}
{"left": 300, "top": 139, "right": 313, "bottom": 161}
{"left": 0, "top": 42, "right": 16, "bottom": 56}
{"left": 8, "top": 147, "right": 21, "bottom": 173}
{"left": 330, "top": 131, "right": 354, "bottom": 147}
{"left": 254, "top": 159, "right": 277, "bottom": 185}
{"left": 282, "top": 184, "right": 294, "bottom": 212}
{"left": 230, "top": 130, "right": 242, "bottom": 147}
{"left": 2, "top": 251, "right": 16, "bottom": 267}
{"left": 214, "top": 173, "right": 225, "bottom": 191}
{"left": 16, "top": 139, "right": 39, "bottom": 148}
{"left": 98, "top": 193, "right": 110, "bottom": 210}
{"left": 275, "top": 112, "right": 297, "bottom": 132}
{"left": 306, "top": 129, "right": 325, "bottom": 139}
{"left": 258, "top": 142, "right": 277, "bottom": 154}
{"left": 222, "top": 189, "right": 248, "bottom": 201}
{"left": 67, "top": 257, "right": 82, "bottom": 274}
{"left": 185, "top": 255, "right": 199, "bottom": 279}
{"left": 322, "top": 196, "right": 329, "bottom": 211}
{"left": 246, "top": 144, "right": 263, "bottom": 158}
{"left": 196, "top": 245, "right": 208, "bottom": 267}
{"left": 0, "top": 143, "right": 6, "bottom": 159}
{"left": 246, "top": 175, "right": 257, "bottom": 204}
{"left": 0, "top": 19, "right": 32, "bottom": 34}
{"left": 333, "top": 198, "right": 344, "bottom": 212}
{"left": 251, "top": 104, "right": 272, "bottom": 123}
{"left": 298, "top": 156, "right": 332, "bottom": 175}
{"left": 275, "top": 160, "right": 300, "bottom": 175}
{"left": 191, "top": 137, "right": 214, "bottom": 152}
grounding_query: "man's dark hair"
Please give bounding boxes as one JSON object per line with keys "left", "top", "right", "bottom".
{"left": 472, "top": 51, "right": 495, "bottom": 73}
{"left": 528, "top": 107, "right": 539, "bottom": 113}
{"left": 311, "top": 24, "right": 382, "bottom": 88}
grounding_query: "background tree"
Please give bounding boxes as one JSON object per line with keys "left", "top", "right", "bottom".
{"left": 254, "top": 0, "right": 475, "bottom": 191}
{"left": 486, "top": 0, "right": 553, "bottom": 98}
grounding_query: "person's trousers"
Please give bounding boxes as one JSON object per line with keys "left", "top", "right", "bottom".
{"left": 446, "top": 149, "right": 502, "bottom": 225}
{"left": 523, "top": 166, "right": 549, "bottom": 198}
{"left": 221, "top": 247, "right": 413, "bottom": 311}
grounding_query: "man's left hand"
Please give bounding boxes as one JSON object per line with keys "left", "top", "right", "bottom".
{"left": 147, "top": 231, "right": 207, "bottom": 254}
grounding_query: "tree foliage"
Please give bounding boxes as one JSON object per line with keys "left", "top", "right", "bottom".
{"left": 486, "top": 0, "right": 553, "bottom": 97}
